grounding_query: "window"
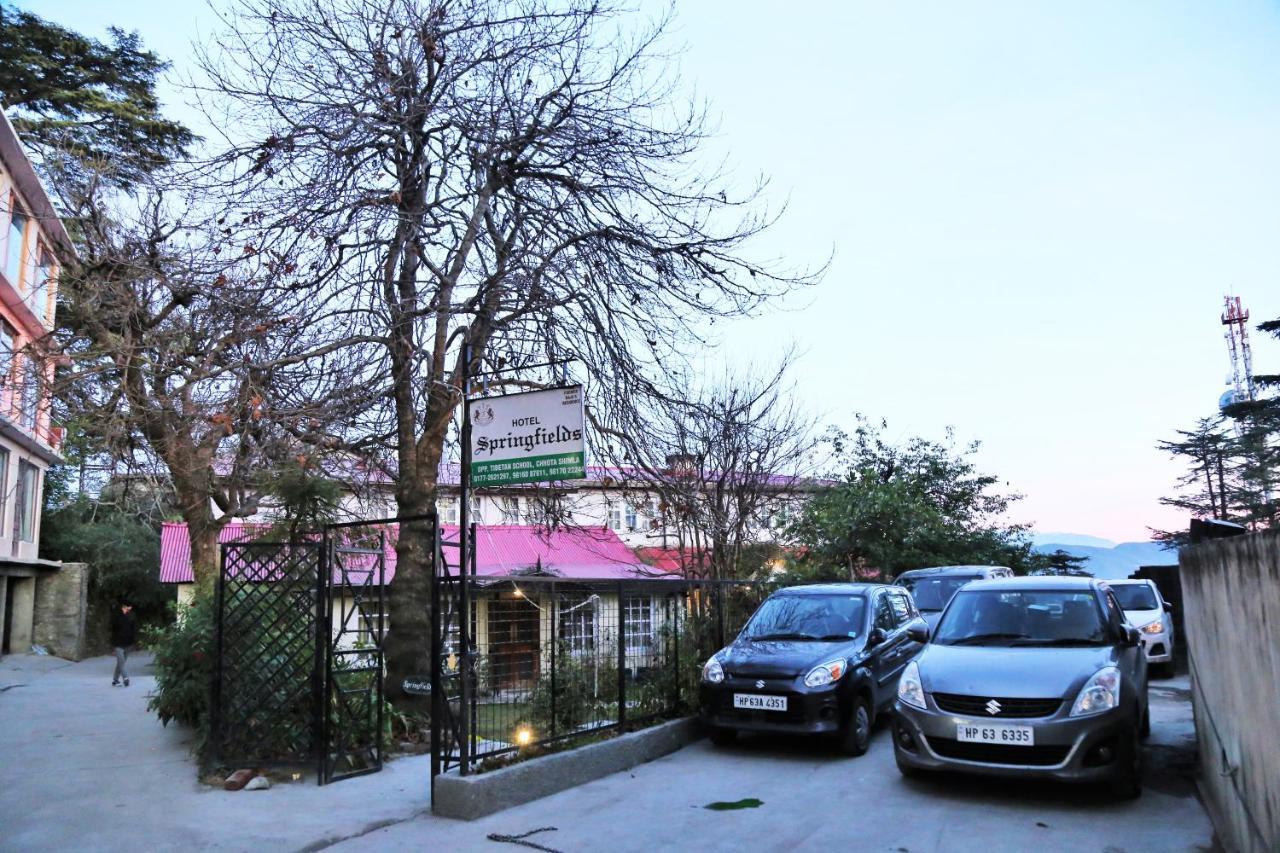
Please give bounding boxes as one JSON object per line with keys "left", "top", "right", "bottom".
{"left": 558, "top": 594, "right": 596, "bottom": 654}
{"left": 1110, "top": 583, "right": 1158, "bottom": 611}
{"left": 4, "top": 209, "right": 27, "bottom": 286}
{"left": 933, "top": 590, "right": 1109, "bottom": 646}
{"left": 742, "top": 593, "right": 867, "bottom": 640}
{"left": 16, "top": 460, "right": 37, "bottom": 542}
{"left": 874, "top": 594, "right": 896, "bottom": 632}
{"left": 624, "top": 504, "right": 637, "bottom": 531}
{"left": 439, "top": 497, "right": 459, "bottom": 524}
{"left": 19, "top": 356, "right": 39, "bottom": 428}
{"left": 1103, "top": 591, "right": 1127, "bottom": 636}
{"left": 468, "top": 495, "right": 483, "bottom": 523}
{"left": 608, "top": 504, "right": 623, "bottom": 530}
{"left": 29, "top": 246, "right": 53, "bottom": 321}
{"left": 499, "top": 496, "right": 520, "bottom": 523}
{"left": 624, "top": 596, "right": 654, "bottom": 652}
{"left": 0, "top": 324, "right": 12, "bottom": 387}
{"left": 0, "top": 448, "right": 9, "bottom": 529}
{"left": 889, "top": 592, "right": 912, "bottom": 625}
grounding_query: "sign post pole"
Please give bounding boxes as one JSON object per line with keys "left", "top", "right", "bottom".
{"left": 458, "top": 339, "right": 472, "bottom": 776}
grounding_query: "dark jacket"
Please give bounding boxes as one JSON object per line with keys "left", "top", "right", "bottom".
{"left": 110, "top": 610, "right": 137, "bottom": 648}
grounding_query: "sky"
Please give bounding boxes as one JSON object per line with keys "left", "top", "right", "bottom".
{"left": 22, "top": 0, "right": 1280, "bottom": 543}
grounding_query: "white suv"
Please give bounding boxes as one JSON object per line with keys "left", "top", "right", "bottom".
{"left": 1106, "top": 579, "right": 1175, "bottom": 677}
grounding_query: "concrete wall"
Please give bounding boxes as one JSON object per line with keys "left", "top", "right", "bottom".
{"left": 33, "top": 562, "right": 88, "bottom": 660}
{"left": 1179, "top": 530, "right": 1280, "bottom": 853}
{"left": 8, "top": 575, "right": 34, "bottom": 652}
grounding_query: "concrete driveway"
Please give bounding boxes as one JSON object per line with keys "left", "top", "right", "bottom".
{"left": 339, "top": 677, "right": 1217, "bottom": 853}
{"left": 0, "top": 652, "right": 431, "bottom": 852}
{"left": 0, "top": 652, "right": 1216, "bottom": 853}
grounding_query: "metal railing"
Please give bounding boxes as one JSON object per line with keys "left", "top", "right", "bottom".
{"left": 453, "top": 577, "right": 769, "bottom": 769}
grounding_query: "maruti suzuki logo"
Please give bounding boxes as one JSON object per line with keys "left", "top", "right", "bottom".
{"left": 755, "top": 680, "right": 765, "bottom": 689}
{"left": 985, "top": 699, "right": 1002, "bottom": 715}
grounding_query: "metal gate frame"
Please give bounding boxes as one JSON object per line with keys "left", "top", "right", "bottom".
{"left": 318, "top": 520, "right": 386, "bottom": 784}
{"left": 212, "top": 540, "right": 325, "bottom": 771}
{"left": 213, "top": 514, "right": 441, "bottom": 786}
{"left": 430, "top": 521, "right": 472, "bottom": 795}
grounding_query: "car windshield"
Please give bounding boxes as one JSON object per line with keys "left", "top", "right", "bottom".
{"left": 897, "top": 576, "right": 978, "bottom": 611}
{"left": 933, "top": 589, "right": 1109, "bottom": 646}
{"left": 1110, "top": 583, "right": 1158, "bottom": 611}
{"left": 743, "top": 594, "right": 867, "bottom": 641}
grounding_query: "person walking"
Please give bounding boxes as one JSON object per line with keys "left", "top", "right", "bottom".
{"left": 110, "top": 602, "right": 137, "bottom": 687}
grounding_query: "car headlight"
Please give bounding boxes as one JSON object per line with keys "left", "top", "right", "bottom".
{"left": 702, "top": 656, "right": 725, "bottom": 684}
{"left": 1070, "top": 666, "right": 1121, "bottom": 717}
{"left": 803, "top": 658, "right": 847, "bottom": 688}
{"left": 898, "top": 660, "right": 926, "bottom": 710}
{"left": 1141, "top": 619, "right": 1164, "bottom": 635}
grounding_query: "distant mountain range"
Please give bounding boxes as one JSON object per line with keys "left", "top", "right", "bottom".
{"left": 1031, "top": 534, "right": 1177, "bottom": 580}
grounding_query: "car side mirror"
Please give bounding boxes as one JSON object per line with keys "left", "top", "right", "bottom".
{"left": 867, "top": 628, "right": 886, "bottom": 647}
{"left": 1124, "top": 626, "right": 1140, "bottom": 647}
{"left": 906, "top": 618, "right": 929, "bottom": 644}
{"left": 1162, "top": 601, "right": 1174, "bottom": 613}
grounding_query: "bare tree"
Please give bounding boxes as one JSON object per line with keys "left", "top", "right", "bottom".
{"left": 51, "top": 170, "right": 376, "bottom": 584}
{"left": 197, "top": 0, "right": 818, "bottom": 698}
{"left": 624, "top": 362, "right": 818, "bottom": 580}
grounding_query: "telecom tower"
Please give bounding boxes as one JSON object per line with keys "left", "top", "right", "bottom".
{"left": 1220, "top": 294, "right": 1255, "bottom": 410}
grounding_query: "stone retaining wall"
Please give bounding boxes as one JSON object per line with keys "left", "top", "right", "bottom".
{"left": 33, "top": 562, "right": 90, "bottom": 660}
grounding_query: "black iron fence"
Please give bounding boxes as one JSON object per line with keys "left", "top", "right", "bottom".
{"left": 444, "top": 577, "right": 769, "bottom": 771}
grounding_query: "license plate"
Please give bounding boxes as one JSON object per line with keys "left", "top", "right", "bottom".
{"left": 733, "top": 693, "right": 787, "bottom": 711}
{"left": 956, "top": 722, "right": 1034, "bottom": 745}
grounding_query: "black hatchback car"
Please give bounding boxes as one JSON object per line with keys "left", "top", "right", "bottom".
{"left": 700, "top": 583, "right": 928, "bottom": 755}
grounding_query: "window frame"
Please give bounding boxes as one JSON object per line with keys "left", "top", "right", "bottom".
{"left": 874, "top": 593, "right": 897, "bottom": 632}
{"left": 558, "top": 594, "right": 597, "bottom": 655}
{"left": 623, "top": 595, "right": 654, "bottom": 654}
{"left": 16, "top": 459, "right": 37, "bottom": 542}
{"left": 0, "top": 447, "right": 9, "bottom": 531}
{"left": 4, "top": 203, "right": 28, "bottom": 287}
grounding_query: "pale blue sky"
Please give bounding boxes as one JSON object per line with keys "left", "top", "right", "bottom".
{"left": 25, "top": 0, "right": 1280, "bottom": 541}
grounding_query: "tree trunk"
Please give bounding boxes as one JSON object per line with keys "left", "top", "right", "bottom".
{"left": 383, "top": 431, "right": 446, "bottom": 706}
{"left": 175, "top": 480, "right": 225, "bottom": 588}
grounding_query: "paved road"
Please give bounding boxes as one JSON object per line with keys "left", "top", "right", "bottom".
{"left": 0, "top": 653, "right": 1217, "bottom": 852}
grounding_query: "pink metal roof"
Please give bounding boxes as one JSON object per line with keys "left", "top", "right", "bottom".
{"left": 159, "top": 521, "right": 662, "bottom": 584}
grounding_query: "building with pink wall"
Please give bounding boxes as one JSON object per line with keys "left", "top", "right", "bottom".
{"left": 0, "top": 111, "right": 70, "bottom": 656}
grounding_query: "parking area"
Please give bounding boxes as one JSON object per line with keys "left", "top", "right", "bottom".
{"left": 344, "top": 676, "right": 1216, "bottom": 852}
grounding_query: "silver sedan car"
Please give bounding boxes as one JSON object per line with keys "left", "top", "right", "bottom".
{"left": 892, "top": 577, "right": 1150, "bottom": 798}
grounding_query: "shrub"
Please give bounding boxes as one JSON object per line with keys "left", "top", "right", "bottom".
{"left": 527, "top": 641, "right": 619, "bottom": 737}
{"left": 145, "top": 593, "right": 215, "bottom": 751}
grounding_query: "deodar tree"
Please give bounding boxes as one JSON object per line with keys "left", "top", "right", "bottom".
{"left": 0, "top": 6, "right": 195, "bottom": 188}
{"left": 199, "top": 0, "right": 814, "bottom": 699}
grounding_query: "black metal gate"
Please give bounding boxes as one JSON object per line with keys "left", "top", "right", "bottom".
{"left": 430, "top": 523, "right": 470, "bottom": 795}
{"left": 319, "top": 520, "right": 389, "bottom": 783}
{"left": 212, "top": 540, "right": 325, "bottom": 769}
{"left": 212, "top": 515, "right": 436, "bottom": 785}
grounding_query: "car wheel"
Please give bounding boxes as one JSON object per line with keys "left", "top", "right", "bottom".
{"left": 708, "top": 726, "right": 737, "bottom": 747}
{"left": 837, "top": 696, "right": 873, "bottom": 757}
{"left": 1108, "top": 725, "right": 1143, "bottom": 800}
